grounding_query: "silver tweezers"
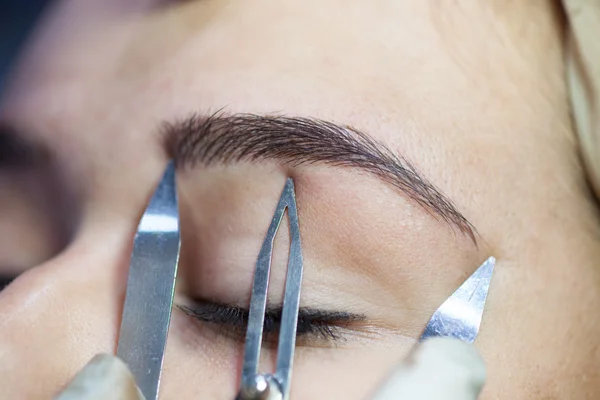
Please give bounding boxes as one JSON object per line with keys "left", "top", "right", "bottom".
{"left": 237, "top": 178, "right": 303, "bottom": 400}
{"left": 420, "top": 256, "right": 496, "bottom": 344}
{"left": 115, "top": 167, "right": 302, "bottom": 400}
{"left": 117, "top": 161, "right": 180, "bottom": 400}
{"left": 115, "top": 162, "right": 494, "bottom": 400}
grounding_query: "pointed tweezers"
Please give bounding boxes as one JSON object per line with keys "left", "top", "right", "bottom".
{"left": 116, "top": 162, "right": 181, "bottom": 400}
{"left": 420, "top": 256, "right": 496, "bottom": 344}
{"left": 238, "top": 178, "right": 304, "bottom": 400}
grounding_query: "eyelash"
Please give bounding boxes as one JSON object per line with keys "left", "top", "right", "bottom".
{"left": 178, "top": 300, "right": 363, "bottom": 345}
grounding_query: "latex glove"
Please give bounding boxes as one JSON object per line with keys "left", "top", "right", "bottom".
{"left": 371, "top": 337, "right": 486, "bottom": 400}
{"left": 55, "top": 354, "right": 145, "bottom": 400}
{"left": 563, "top": 0, "right": 600, "bottom": 199}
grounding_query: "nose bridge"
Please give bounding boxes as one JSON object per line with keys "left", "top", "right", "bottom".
{"left": 0, "top": 225, "right": 133, "bottom": 398}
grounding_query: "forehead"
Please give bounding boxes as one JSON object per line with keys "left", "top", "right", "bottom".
{"left": 5, "top": 2, "right": 559, "bottom": 139}
{"left": 7, "top": 1, "right": 551, "bottom": 126}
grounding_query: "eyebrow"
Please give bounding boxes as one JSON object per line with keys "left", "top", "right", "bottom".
{"left": 162, "top": 112, "right": 476, "bottom": 241}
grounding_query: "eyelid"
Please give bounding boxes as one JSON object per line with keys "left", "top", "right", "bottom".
{"left": 177, "top": 299, "right": 365, "bottom": 347}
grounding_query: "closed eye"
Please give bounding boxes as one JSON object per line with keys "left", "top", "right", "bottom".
{"left": 178, "top": 299, "right": 365, "bottom": 347}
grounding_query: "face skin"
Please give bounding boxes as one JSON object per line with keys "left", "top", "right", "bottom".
{"left": 1, "top": 0, "right": 599, "bottom": 399}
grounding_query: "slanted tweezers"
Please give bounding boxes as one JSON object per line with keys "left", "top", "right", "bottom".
{"left": 238, "top": 178, "right": 304, "bottom": 400}
{"left": 117, "top": 162, "right": 181, "bottom": 400}
{"left": 420, "top": 256, "right": 496, "bottom": 344}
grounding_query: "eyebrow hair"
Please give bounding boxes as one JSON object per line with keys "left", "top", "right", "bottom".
{"left": 162, "top": 112, "right": 476, "bottom": 241}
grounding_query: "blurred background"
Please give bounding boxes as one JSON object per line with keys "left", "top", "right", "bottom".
{"left": 0, "top": 0, "right": 74, "bottom": 287}
{"left": 0, "top": 0, "right": 51, "bottom": 91}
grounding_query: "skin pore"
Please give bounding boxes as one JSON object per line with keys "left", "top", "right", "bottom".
{"left": 0, "top": 1, "right": 599, "bottom": 399}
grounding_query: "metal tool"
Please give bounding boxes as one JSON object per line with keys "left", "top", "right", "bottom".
{"left": 420, "top": 256, "right": 496, "bottom": 343}
{"left": 237, "top": 178, "right": 304, "bottom": 400}
{"left": 117, "top": 161, "right": 181, "bottom": 400}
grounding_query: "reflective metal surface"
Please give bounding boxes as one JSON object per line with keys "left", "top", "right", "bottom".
{"left": 238, "top": 375, "right": 283, "bottom": 400}
{"left": 239, "top": 178, "right": 303, "bottom": 400}
{"left": 116, "top": 162, "right": 180, "bottom": 400}
{"left": 420, "top": 256, "right": 495, "bottom": 344}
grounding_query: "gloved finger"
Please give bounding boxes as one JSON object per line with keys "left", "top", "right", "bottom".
{"left": 563, "top": 0, "right": 600, "bottom": 200}
{"left": 371, "top": 337, "right": 486, "bottom": 400}
{"left": 55, "top": 354, "right": 146, "bottom": 400}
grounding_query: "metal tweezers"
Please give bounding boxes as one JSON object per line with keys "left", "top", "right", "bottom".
{"left": 117, "top": 162, "right": 180, "bottom": 400}
{"left": 115, "top": 162, "right": 495, "bottom": 400}
{"left": 237, "top": 178, "right": 303, "bottom": 400}
{"left": 420, "top": 256, "right": 496, "bottom": 344}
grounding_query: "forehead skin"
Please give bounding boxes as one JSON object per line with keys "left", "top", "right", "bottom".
{"left": 1, "top": 0, "right": 600, "bottom": 399}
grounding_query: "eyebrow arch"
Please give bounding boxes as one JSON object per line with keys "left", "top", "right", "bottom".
{"left": 162, "top": 112, "right": 477, "bottom": 242}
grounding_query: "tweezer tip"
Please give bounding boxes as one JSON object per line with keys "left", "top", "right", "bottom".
{"left": 476, "top": 256, "right": 495, "bottom": 276}
{"left": 466, "top": 256, "right": 495, "bottom": 301}
{"left": 419, "top": 256, "right": 496, "bottom": 344}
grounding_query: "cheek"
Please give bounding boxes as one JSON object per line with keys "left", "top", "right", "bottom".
{"left": 289, "top": 345, "right": 411, "bottom": 399}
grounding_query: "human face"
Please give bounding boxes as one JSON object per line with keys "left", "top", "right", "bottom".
{"left": 1, "top": 1, "right": 599, "bottom": 399}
